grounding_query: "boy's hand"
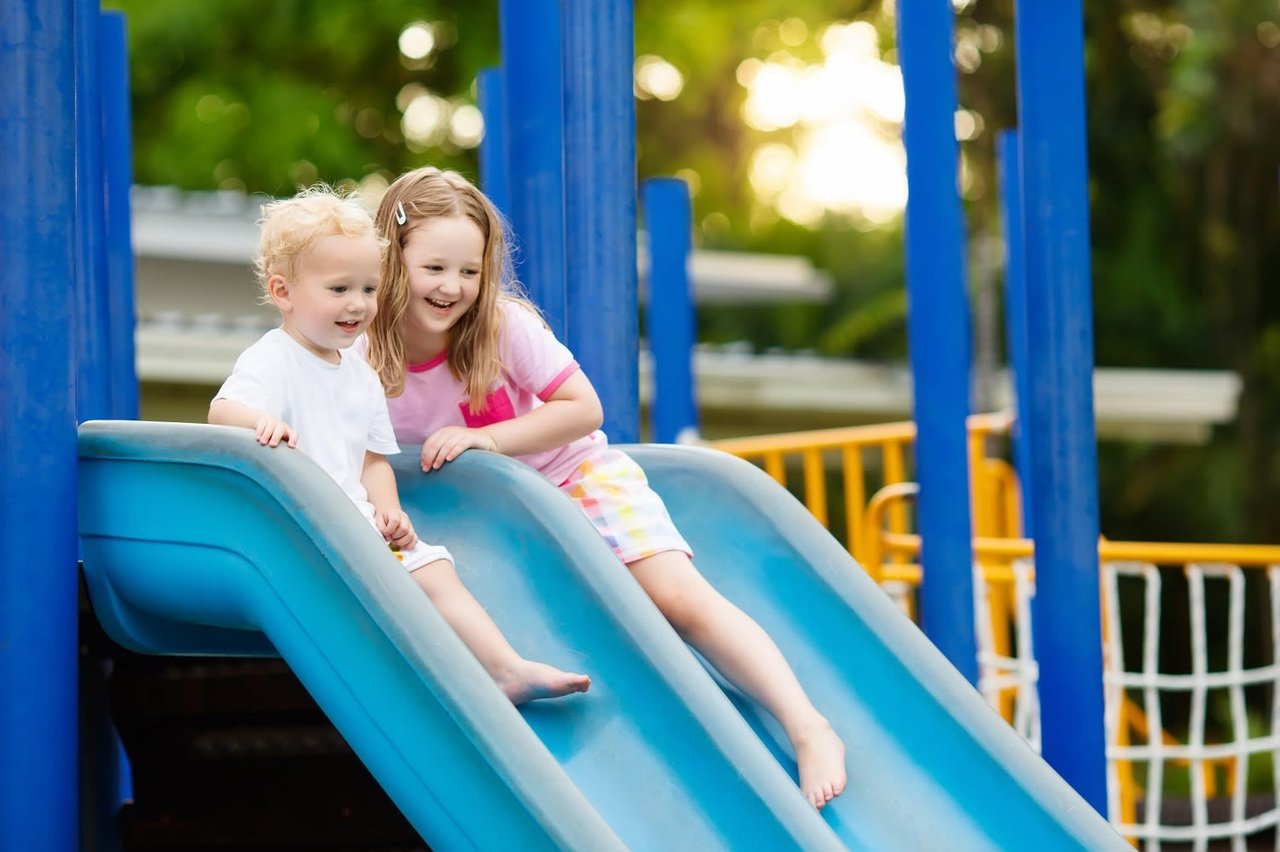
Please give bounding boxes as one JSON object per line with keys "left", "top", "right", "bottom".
{"left": 254, "top": 416, "right": 298, "bottom": 448}
{"left": 376, "top": 509, "right": 419, "bottom": 550}
{"left": 420, "top": 427, "right": 498, "bottom": 471}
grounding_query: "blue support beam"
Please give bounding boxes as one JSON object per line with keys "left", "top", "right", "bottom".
{"left": 96, "top": 11, "right": 137, "bottom": 837}
{"left": 498, "top": 0, "right": 568, "bottom": 341}
{"left": 562, "top": 0, "right": 639, "bottom": 442}
{"left": 100, "top": 10, "right": 137, "bottom": 420}
{"left": 642, "top": 178, "right": 699, "bottom": 444}
{"left": 476, "top": 66, "right": 511, "bottom": 219}
{"left": 895, "top": 1, "right": 978, "bottom": 683}
{"left": 75, "top": 0, "right": 110, "bottom": 422}
{"left": 0, "top": 0, "right": 80, "bottom": 848}
{"left": 1013, "top": 1, "right": 1108, "bottom": 811}
{"left": 996, "top": 130, "right": 1034, "bottom": 538}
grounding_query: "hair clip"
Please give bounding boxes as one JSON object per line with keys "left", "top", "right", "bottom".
{"left": 395, "top": 201, "right": 407, "bottom": 226}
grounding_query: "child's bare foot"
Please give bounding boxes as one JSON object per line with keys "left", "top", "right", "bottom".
{"left": 793, "top": 717, "right": 847, "bottom": 810}
{"left": 497, "top": 660, "right": 591, "bottom": 705}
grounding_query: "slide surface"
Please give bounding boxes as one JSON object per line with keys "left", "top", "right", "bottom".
{"left": 624, "top": 443, "right": 1128, "bottom": 850}
{"left": 77, "top": 421, "right": 840, "bottom": 851}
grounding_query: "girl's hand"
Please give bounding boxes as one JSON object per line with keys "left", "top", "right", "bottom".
{"left": 377, "top": 509, "right": 419, "bottom": 549}
{"left": 254, "top": 416, "right": 298, "bottom": 448}
{"left": 420, "top": 427, "right": 498, "bottom": 471}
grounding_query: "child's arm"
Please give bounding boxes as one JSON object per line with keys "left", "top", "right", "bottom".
{"left": 209, "top": 398, "right": 299, "bottom": 448}
{"left": 362, "top": 451, "right": 419, "bottom": 549}
{"left": 420, "top": 370, "right": 604, "bottom": 470}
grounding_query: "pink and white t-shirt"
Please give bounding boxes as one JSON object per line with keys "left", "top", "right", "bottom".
{"left": 375, "top": 300, "right": 606, "bottom": 486}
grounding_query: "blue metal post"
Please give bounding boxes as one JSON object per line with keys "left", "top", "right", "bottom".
{"left": 498, "top": 0, "right": 568, "bottom": 340}
{"left": 642, "top": 179, "right": 698, "bottom": 444}
{"left": 996, "top": 130, "right": 1033, "bottom": 538}
{"left": 562, "top": 0, "right": 640, "bottom": 443}
{"left": 92, "top": 14, "right": 136, "bottom": 846}
{"left": 0, "top": 0, "right": 80, "bottom": 848}
{"left": 100, "top": 10, "right": 138, "bottom": 420}
{"left": 75, "top": 0, "right": 111, "bottom": 422}
{"left": 895, "top": 1, "right": 978, "bottom": 683}
{"left": 1014, "top": 1, "right": 1107, "bottom": 810}
{"left": 476, "top": 67, "right": 511, "bottom": 219}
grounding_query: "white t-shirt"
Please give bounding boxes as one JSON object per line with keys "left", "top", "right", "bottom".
{"left": 214, "top": 328, "right": 401, "bottom": 518}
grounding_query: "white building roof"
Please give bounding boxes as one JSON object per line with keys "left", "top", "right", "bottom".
{"left": 131, "top": 186, "right": 833, "bottom": 303}
{"left": 129, "top": 187, "right": 1239, "bottom": 444}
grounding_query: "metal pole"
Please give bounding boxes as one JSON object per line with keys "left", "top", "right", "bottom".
{"left": 498, "top": 0, "right": 568, "bottom": 340}
{"left": 996, "top": 129, "right": 1034, "bottom": 538}
{"left": 562, "top": 0, "right": 639, "bottom": 442}
{"left": 895, "top": 0, "right": 978, "bottom": 683}
{"left": 75, "top": 0, "right": 110, "bottom": 422}
{"left": 477, "top": 66, "right": 511, "bottom": 219}
{"left": 1013, "top": 0, "right": 1108, "bottom": 810}
{"left": 0, "top": 0, "right": 80, "bottom": 848}
{"left": 100, "top": 10, "right": 138, "bottom": 420}
{"left": 85, "top": 14, "right": 135, "bottom": 849}
{"left": 642, "top": 178, "right": 698, "bottom": 444}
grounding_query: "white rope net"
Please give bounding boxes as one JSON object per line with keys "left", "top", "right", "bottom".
{"left": 966, "top": 559, "right": 1280, "bottom": 850}
{"left": 973, "top": 557, "right": 1040, "bottom": 750}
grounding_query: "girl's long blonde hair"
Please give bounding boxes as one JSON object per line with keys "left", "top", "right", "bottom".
{"left": 368, "top": 167, "right": 533, "bottom": 409}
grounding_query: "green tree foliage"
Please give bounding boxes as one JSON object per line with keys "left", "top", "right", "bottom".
{"left": 635, "top": 1, "right": 909, "bottom": 358}
{"left": 1084, "top": 2, "right": 1280, "bottom": 542}
{"left": 106, "top": 0, "right": 498, "bottom": 193}
{"left": 1144, "top": 2, "right": 1280, "bottom": 543}
{"left": 946, "top": 1, "right": 1280, "bottom": 542}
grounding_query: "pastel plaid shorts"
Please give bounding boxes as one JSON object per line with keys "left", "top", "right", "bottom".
{"left": 559, "top": 449, "right": 693, "bottom": 564}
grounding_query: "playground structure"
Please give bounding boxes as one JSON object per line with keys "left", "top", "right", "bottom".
{"left": 5, "top": 0, "right": 1258, "bottom": 849}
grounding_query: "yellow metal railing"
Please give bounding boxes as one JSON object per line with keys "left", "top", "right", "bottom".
{"left": 709, "top": 411, "right": 1015, "bottom": 568}
{"left": 709, "top": 418, "right": 1280, "bottom": 843}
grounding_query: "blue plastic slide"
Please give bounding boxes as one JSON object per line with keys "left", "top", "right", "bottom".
{"left": 77, "top": 421, "right": 842, "bottom": 851}
{"left": 623, "top": 444, "right": 1128, "bottom": 850}
{"left": 79, "top": 420, "right": 1126, "bottom": 850}
{"left": 399, "top": 440, "right": 1127, "bottom": 850}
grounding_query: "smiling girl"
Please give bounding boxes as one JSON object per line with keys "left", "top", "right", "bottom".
{"left": 363, "top": 167, "right": 846, "bottom": 810}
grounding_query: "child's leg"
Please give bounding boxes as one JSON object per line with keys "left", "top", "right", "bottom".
{"left": 410, "top": 559, "right": 590, "bottom": 705}
{"left": 628, "top": 551, "right": 847, "bottom": 809}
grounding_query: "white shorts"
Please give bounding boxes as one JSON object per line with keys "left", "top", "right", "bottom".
{"left": 357, "top": 502, "right": 453, "bottom": 571}
{"left": 388, "top": 538, "right": 454, "bottom": 572}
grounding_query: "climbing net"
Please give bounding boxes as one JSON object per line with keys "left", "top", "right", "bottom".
{"left": 974, "top": 556, "right": 1280, "bottom": 850}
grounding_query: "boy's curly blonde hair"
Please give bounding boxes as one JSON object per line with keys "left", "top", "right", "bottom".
{"left": 253, "top": 183, "right": 387, "bottom": 304}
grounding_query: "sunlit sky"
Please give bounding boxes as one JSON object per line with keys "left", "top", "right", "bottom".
{"left": 739, "top": 20, "right": 908, "bottom": 228}
{"left": 388, "top": 12, "right": 991, "bottom": 232}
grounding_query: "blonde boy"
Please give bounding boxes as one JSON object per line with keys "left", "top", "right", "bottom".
{"left": 210, "top": 185, "right": 589, "bottom": 704}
